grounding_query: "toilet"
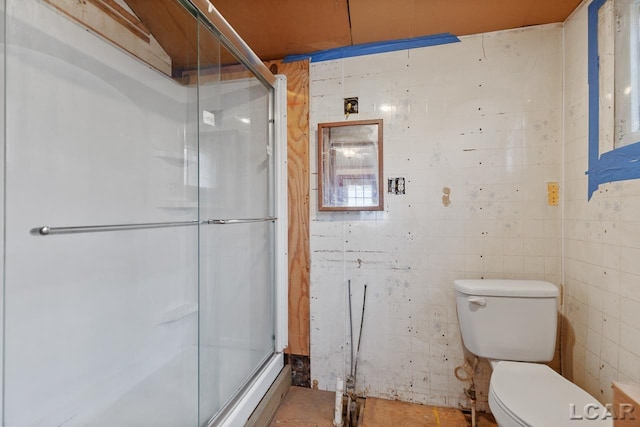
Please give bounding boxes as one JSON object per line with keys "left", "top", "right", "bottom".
{"left": 454, "top": 279, "right": 612, "bottom": 427}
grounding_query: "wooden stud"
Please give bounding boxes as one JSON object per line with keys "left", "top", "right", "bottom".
{"left": 42, "top": 0, "right": 171, "bottom": 75}
{"left": 265, "top": 60, "right": 311, "bottom": 357}
{"left": 86, "top": 0, "right": 151, "bottom": 42}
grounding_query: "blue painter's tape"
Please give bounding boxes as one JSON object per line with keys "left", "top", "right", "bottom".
{"left": 282, "top": 33, "right": 460, "bottom": 63}
{"left": 587, "top": 0, "right": 606, "bottom": 199}
{"left": 587, "top": 0, "right": 640, "bottom": 199}
{"left": 588, "top": 142, "right": 640, "bottom": 185}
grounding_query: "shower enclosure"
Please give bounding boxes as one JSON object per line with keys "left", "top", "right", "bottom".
{"left": 0, "top": 0, "right": 288, "bottom": 425}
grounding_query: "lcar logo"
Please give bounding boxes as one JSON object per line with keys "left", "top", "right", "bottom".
{"left": 569, "top": 403, "right": 635, "bottom": 421}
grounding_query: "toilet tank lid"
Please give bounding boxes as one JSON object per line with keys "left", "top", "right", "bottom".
{"left": 454, "top": 279, "right": 559, "bottom": 297}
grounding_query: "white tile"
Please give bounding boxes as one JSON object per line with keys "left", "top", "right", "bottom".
{"left": 585, "top": 350, "right": 601, "bottom": 377}
{"left": 620, "top": 322, "right": 640, "bottom": 357}
{"left": 602, "top": 292, "right": 621, "bottom": 319}
{"left": 504, "top": 255, "right": 524, "bottom": 273}
{"left": 523, "top": 256, "right": 545, "bottom": 274}
{"left": 620, "top": 272, "right": 640, "bottom": 303}
{"left": 621, "top": 247, "right": 640, "bottom": 276}
{"left": 621, "top": 298, "right": 640, "bottom": 333}
{"left": 619, "top": 348, "right": 640, "bottom": 383}
{"left": 601, "top": 338, "right": 620, "bottom": 369}
{"left": 620, "top": 221, "right": 640, "bottom": 248}
{"left": 599, "top": 362, "right": 618, "bottom": 403}
{"left": 545, "top": 256, "right": 561, "bottom": 275}
{"left": 587, "top": 307, "right": 604, "bottom": 335}
{"left": 309, "top": 22, "right": 563, "bottom": 407}
{"left": 586, "top": 322, "right": 603, "bottom": 357}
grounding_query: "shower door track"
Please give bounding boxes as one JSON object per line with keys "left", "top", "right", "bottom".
{"left": 32, "top": 217, "right": 277, "bottom": 236}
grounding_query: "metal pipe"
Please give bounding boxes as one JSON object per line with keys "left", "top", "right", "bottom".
{"left": 333, "top": 376, "right": 344, "bottom": 427}
{"left": 353, "top": 284, "right": 368, "bottom": 383}
{"left": 348, "top": 279, "right": 354, "bottom": 377}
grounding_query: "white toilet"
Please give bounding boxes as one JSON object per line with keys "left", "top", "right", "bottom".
{"left": 454, "top": 279, "right": 612, "bottom": 427}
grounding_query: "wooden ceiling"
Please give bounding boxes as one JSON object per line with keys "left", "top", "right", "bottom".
{"left": 83, "top": 0, "right": 583, "bottom": 78}
{"left": 210, "top": 0, "right": 583, "bottom": 61}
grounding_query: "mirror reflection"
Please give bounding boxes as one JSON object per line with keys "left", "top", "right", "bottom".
{"left": 318, "top": 119, "right": 383, "bottom": 211}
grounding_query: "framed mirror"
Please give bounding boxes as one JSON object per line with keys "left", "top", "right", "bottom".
{"left": 318, "top": 119, "right": 383, "bottom": 211}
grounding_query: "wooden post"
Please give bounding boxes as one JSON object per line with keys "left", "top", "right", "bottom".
{"left": 265, "top": 60, "right": 311, "bottom": 357}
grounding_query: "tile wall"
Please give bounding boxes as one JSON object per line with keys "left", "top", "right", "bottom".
{"left": 308, "top": 24, "right": 563, "bottom": 408}
{"left": 563, "top": 0, "right": 640, "bottom": 405}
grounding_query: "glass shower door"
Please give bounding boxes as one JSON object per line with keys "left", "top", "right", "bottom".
{"left": 197, "top": 20, "right": 276, "bottom": 425}
{"left": 3, "top": 1, "right": 199, "bottom": 425}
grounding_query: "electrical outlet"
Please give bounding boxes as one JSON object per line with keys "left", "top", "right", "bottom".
{"left": 344, "top": 97, "right": 358, "bottom": 115}
{"left": 547, "top": 182, "right": 559, "bottom": 206}
{"left": 388, "top": 177, "right": 405, "bottom": 194}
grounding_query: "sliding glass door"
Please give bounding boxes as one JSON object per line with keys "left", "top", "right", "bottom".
{"left": 197, "top": 21, "right": 276, "bottom": 425}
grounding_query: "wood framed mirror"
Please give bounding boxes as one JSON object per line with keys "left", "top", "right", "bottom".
{"left": 317, "top": 119, "right": 383, "bottom": 211}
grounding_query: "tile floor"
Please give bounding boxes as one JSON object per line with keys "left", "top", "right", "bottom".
{"left": 270, "top": 386, "right": 497, "bottom": 427}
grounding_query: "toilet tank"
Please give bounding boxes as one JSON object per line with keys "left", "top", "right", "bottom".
{"left": 454, "top": 279, "right": 559, "bottom": 362}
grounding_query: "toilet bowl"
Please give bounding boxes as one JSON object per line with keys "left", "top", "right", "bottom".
{"left": 454, "top": 279, "right": 612, "bottom": 427}
{"left": 489, "top": 361, "right": 611, "bottom": 426}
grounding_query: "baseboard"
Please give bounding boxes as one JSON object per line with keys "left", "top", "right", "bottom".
{"left": 245, "top": 364, "right": 292, "bottom": 427}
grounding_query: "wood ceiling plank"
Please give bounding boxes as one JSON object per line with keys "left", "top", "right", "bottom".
{"left": 337, "top": 0, "right": 583, "bottom": 48}
{"left": 349, "top": 0, "right": 416, "bottom": 44}
{"left": 210, "top": 0, "right": 351, "bottom": 60}
{"left": 101, "top": 0, "right": 150, "bottom": 35}
{"left": 413, "top": 0, "right": 532, "bottom": 37}
{"left": 125, "top": 0, "right": 584, "bottom": 67}
{"left": 350, "top": 0, "right": 537, "bottom": 44}
{"left": 86, "top": 0, "right": 150, "bottom": 43}
{"left": 125, "top": 0, "right": 199, "bottom": 74}
{"left": 43, "top": 0, "right": 171, "bottom": 75}
{"left": 524, "top": 0, "right": 583, "bottom": 26}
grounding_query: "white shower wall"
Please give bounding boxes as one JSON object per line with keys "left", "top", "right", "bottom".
{"left": 309, "top": 24, "right": 563, "bottom": 408}
{"left": 3, "top": 2, "right": 199, "bottom": 425}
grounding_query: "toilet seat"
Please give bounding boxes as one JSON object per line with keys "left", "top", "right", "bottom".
{"left": 489, "top": 361, "right": 612, "bottom": 426}
{"left": 489, "top": 388, "right": 527, "bottom": 427}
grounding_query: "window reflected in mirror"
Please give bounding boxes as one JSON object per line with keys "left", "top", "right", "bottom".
{"left": 318, "top": 119, "right": 383, "bottom": 211}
